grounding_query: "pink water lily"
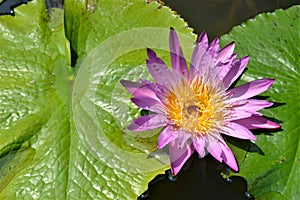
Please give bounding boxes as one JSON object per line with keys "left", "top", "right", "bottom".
{"left": 121, "top": 28, "right": 280, "bottom": 175}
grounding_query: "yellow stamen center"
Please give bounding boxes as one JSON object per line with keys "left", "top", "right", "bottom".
{"left": 166, "top": 78, "right": 226, "bottom": 135}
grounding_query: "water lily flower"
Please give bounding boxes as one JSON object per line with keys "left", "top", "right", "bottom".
{"left": 121, "top": 28, "right": 280, "bottom": 175}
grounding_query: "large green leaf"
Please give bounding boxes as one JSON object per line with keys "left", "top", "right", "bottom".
{"left": 0, "top": 0, "right": 196, "bottom": 199}
{"left": 220, "top": 6, "right": 299, "bottom": 200}
{"left": 65, "top": 0, "right": 197, "bottom": 199}
{"left": 0, "top": 1, "right": 71, "bottom": 199}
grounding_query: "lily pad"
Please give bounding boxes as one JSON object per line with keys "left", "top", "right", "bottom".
{"left": 0, "top": 1, "right": 71, "bottom": 199}
{"left": 220, "top": 5, "right": 299, "bottom": 199}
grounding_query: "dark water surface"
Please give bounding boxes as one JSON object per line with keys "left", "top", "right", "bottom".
{"left": 164, "top": 0, "right": 300, "bottom": 38}
{"left": 139, "top": 154, "right": 254, "bottom": 200}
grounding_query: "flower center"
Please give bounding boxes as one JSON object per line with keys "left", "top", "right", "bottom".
{"left": 165, "top": 79, "right": 226, "bottom": 135}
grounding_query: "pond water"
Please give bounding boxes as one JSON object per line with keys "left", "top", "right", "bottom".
{"left": 164, "top": 0, "right": 300, "bottom": 38}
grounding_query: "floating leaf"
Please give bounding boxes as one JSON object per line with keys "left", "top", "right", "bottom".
{"left": 0, "top": 1, "right": 71, "bottom": 198}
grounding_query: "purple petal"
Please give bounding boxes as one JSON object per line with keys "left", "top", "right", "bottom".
{"left": 233, "top": 99, "right": 274, "bottom": 112}
{"left": 217, "top": 53, "right": 237, "bottom": 80}
{"left": 190, "top": 32, "right": 210, "bottom": 77}
{"left": 170, "top": 137, "right": 194, "bottom": 175}
{"left": 131, "top": 96, "right": 164, "bottom": 113}
{"left": 128, "top": 114, "right": 167, "bottom": 131}
{"left": 207, "top": 37, "right": 219, "bottom": 58}
{"left": 222, "top": 122, "right": 256, "bottom": 140}
{"left": 208, "top": 139, "right": 223, "bottom": 162}
{"left": 132, "top": 84, "right": 159, "bottom": 100}
{"left": 157, "top": 126, "right": 178, "bottom": 149}
{"left": 176, "top": 131, "right": 192, "bottom": 148}
{"left": 169, "top": 28, "right": 188, "bottom": 78}
{"left": 121, "top": 80, "right": 164, "bottom": 113}
{"left": 198, "top": 32, "right": 209, "bottom": 49}
{"left": 190, "top": 45, "right": 215, "bottom": 78}
{"left": 121, "top": 80, "right": 161, "bottom": 101}
{"left": 146, "top": 48, "right": 173, "bottom": 86}
{"left": 226, "top": 78, "right": 275, "bottom": 102}
{"left": 227, "top": 109, "right": 254, "bottom": 121}
{"left": 190, "top": 43, "right": 206, "bottom": 77}
{"left": 229, "top": 102, "right": 267, "bottom": 120}
{"left": 233, "top": 116, "right": 281, "bottom": 130}
{"left": 120, "top": 80, "right": 144, "bottom": 94}
{"left": 144, "top": 83, "right": 170, "bottom": 104}
{"left": 192, "top": 34, "right": 219, "bottom": 73}
{"left": 192, "top": 136, "right": 206, "bottom": 157}
{"left": 216, "top": 42, "right": 235, "bottom": 64}
{"left": 209, "top": 140, "right": 238, "bottom": 171}
{"left": 223, "top": 56, "right": 250, "bottom": 89}
{"left": 219, "top": 142, "right": 238, "bottom": 171}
